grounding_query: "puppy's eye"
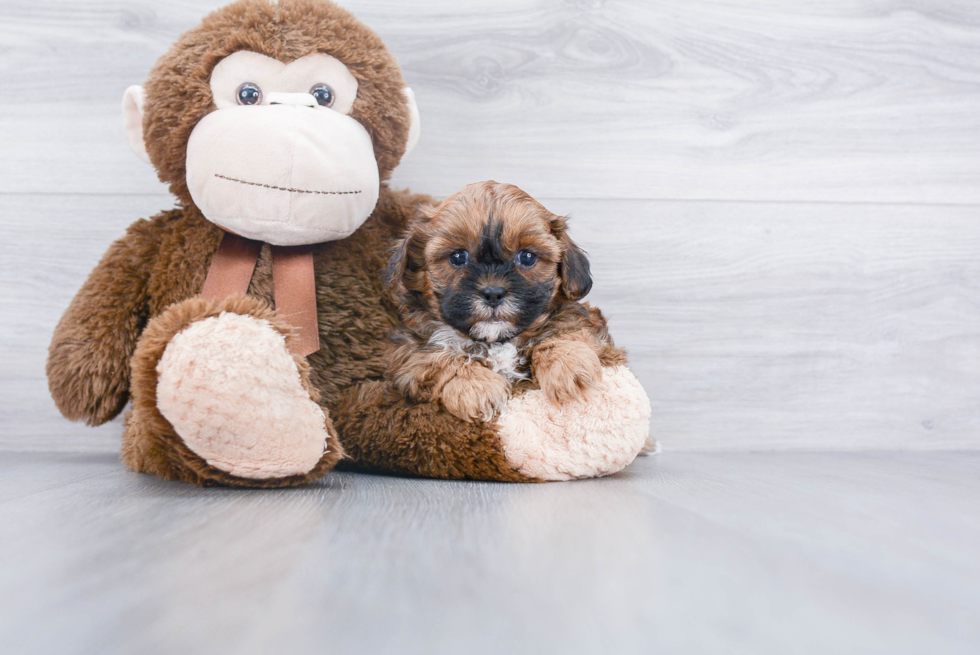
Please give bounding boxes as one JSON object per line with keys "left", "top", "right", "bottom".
{"left": 516, "top": 250, "right": 538, "bottom": 267}
{"left": 236, "top": 83, "right": 262, "bottom": 106}
{"left": 449, "top": 250, "right": 469, "bottom": 268}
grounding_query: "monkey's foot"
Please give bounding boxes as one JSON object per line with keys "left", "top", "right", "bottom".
{"left": 497, "top": 366, "right": 651, "bottom": 481}
{"left": 148, "top": 300, "right": 336, "bottom": 481}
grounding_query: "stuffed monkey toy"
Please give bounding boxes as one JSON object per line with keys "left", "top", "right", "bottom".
{"left": 47, "top": 0, "right": 651, "bottom": 487}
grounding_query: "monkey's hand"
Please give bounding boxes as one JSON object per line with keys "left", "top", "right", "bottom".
{"left": 532, "top": 338, "right": 603, "bottom": 406}
{"left": 47, "top": 219, "right": 157, "bottom": 425}
{"left": 440, "top": 363, "right": 511, "bottom": 423}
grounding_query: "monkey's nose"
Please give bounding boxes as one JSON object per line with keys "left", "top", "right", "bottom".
{"left": 266, "top": 92, "right": 318, "bottom": 108}
{"left": 481, "top": 286, "right": 506, "bottom": 307}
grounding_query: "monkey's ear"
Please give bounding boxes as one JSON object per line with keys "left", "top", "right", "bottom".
{"left": 551, "top": 214, "right": 593, "bottom": 301}
{"left": 122, "top": 85, "right": 151, "bottom": 164}
{"left": 402, "top": 88, "right": 421, "bottom": 158}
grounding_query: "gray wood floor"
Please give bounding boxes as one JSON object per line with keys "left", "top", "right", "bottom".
{"left": 2, "top": 451, "right": 979, "bottom": 655}
{"left": 3, "top": 2, "right": 980, "bottom": 653}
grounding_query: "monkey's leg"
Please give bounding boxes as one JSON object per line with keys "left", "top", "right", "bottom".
{"left": 333, "top": 366, "right": 651, "bottom": 482}
{"left": 332, "top": 381, "right": 533, "bottom": 481}
{"left": 122, "top": 295, "right": 341, "bottom": 487}
{"left": 495, "top": 365, "right": 651, "bottom": 481}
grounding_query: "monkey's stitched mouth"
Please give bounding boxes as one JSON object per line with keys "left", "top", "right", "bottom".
{"left": 214, "top": 174, "right": 361, "bottom": 196}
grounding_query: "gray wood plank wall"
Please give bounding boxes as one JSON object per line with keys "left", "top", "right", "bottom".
{"left": 1, "top": 0, "right": 978, "bottom": 452}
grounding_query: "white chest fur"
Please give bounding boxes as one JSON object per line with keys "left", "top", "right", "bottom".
{"left": 427, "top": 325, "right": 529, "bottom": 383}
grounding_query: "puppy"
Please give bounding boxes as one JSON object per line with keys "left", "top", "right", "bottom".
{"left": 385, "top": 180, "right": 626, "bottom": 423}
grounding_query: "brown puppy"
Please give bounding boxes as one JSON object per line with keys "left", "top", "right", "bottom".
{"left": 386, "top": 181, "right": 627, "bottom": 422}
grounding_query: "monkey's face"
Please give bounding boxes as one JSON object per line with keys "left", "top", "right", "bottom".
{"left": 122, "top": 0, "right": 420, "bottom": 247}
{"left": 183, "top": 51, "right": 381, "bottom": 246}
{"left": 392, "top": 182, "right": 593, "bottom": 344}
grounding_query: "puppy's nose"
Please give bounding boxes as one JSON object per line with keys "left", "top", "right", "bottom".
{"left": 481, "top": 286, "right": 507, "bottom": 307}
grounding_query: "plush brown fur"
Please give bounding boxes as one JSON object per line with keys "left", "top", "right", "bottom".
{"left": 384, "top": 181, "right": 627, "bottom": 418}
{"left": 331, "top": 382, "right": 532, "bottom": 482}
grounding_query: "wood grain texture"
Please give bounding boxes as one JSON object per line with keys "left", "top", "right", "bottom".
{"left": 1, "top": 451, "right": 978, "bottom": 654}
{"left": 1, "top": 0, "right": 979, "bottom": 201}
{"left": 2, "top": 1, "right": 978, "bottom": 452}
{"left": 562, "top": 197, "right": 980, "bottom": 451}
{"left": 3, "top": 194, "right": 978, "bottom": 452}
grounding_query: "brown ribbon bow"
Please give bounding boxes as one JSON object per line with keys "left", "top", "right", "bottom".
{"left": 201, "top": 232, "right": 320, "bottom": 357}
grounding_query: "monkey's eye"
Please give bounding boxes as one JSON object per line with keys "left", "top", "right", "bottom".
{"left": 236, "top": 83, "right": 262, "bottom": 106}
{"left": 310, "top": 84, "right": 335, "bottom": 108}
{"left": 516, "top": 250, "right": 538, "bottom": 267}
{"left": 449, "top": 250, "right": 469, "bottom": 268}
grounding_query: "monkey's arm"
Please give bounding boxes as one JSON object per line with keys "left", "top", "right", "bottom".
{"left": 47, "top": 219, "right": 158, "bottom": 425}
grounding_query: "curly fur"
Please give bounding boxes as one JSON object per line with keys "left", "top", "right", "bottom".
{"left": 384, "top": 181, "right": 627, "bottom": 422}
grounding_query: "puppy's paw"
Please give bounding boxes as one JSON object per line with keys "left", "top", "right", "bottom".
{"left": 534, "top": 339, "right": 603, "bottom": 406}
{"left": 440, "top": 364, "right": 511, "bottom": 423}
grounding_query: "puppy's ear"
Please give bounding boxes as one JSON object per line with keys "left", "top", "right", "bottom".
{"left": 386, "top": 205, "right": 435, "bottom": 303}
{"left": 550, "top": 214, "right": 593, "bottom": 301}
